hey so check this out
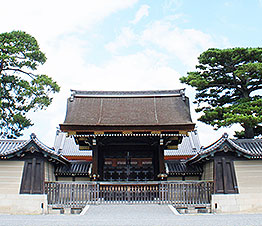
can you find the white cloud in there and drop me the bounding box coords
[0,0,139,43]
[105,27,136,53]
[130,4,150,24]
[105,21,218,68]
[72,49,182,91]
[163,0,183,13]
[106,17,228,67]
[140,20,216,67]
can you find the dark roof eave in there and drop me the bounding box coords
[59,123,195,132]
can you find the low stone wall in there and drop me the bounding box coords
[212,194,262,213]
[0,194,48,214]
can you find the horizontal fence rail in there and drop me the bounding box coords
[45,181,214,207]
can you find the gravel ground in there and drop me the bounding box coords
[1,205,262,226]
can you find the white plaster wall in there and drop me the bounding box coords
[234,160,262,194]
[0,161,24,194]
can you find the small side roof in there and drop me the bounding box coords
[165,160,203,176]
[54,131,92,156]
[0,134,68,164]
[188,133,262,163]
[55,161,91,176]
[164,130,201,156]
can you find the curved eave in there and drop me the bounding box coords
[0,135,68,164]
[187,135,258,164]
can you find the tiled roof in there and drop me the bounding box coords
[232,139,262,156]
[165,160,203,176]
[164,131,201,156]
[0,134,68,163]
[55,161,91,176]
[54,132,92,156]
[188,133,262,163]
[61,90,194,128]
[0,139,27,155]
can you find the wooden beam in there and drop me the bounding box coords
[158,142,165,174]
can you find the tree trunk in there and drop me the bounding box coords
[244,126,255,139]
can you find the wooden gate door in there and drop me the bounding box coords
[103,149,154,181]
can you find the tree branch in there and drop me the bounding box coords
[3,68,35,79]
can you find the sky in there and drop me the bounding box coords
[1,0,262,147]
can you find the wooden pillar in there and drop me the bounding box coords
[91,138,99,180]
[158,138,167,180]
[159,145,165,173]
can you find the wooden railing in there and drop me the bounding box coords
[99,183,160,204]
[45,181,213,207]
[45,182,99,207]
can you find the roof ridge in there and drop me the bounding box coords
[70,89,185,97]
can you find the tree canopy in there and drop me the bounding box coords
[0,31,60,138]
[180,47,262,138]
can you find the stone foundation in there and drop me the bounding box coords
[212,194,262,213]
[0,194,47,214]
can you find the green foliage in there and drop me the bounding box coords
[0,31,60,138]
[180,47,262,138]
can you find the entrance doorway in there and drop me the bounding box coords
[102,146,155,181]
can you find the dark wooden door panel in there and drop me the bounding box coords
[214,157,238,194]
[20,158,44,194]
[215,161,224,193]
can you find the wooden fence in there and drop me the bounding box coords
[45,181,213,207]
